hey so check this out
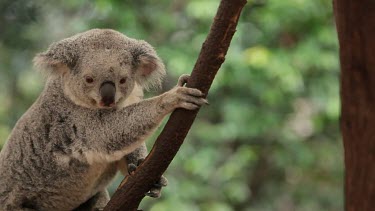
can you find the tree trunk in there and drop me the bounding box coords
[334,0,375,210]
[104,0,248,210]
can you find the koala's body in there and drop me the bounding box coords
[0,29,206,210]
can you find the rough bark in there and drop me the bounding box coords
[104,0,248,210]
[334,0,375,210]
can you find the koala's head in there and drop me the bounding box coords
[33,29,165,109]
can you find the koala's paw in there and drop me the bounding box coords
[162,74,208,111]
[175,85,208,110]
[127,159,168,198]
[145,175,168,198]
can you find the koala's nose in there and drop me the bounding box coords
[100,81,116,107]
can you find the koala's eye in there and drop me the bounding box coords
[85,76,94,84]
[119,77,127,84]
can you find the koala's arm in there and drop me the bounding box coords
[77,79,207,164]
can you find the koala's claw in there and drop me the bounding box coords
[137,158,145,166]
[177,74,190,87]
[145,175,168,198]
[127,163,137,174]
[145,188,161,198]
[156,175,168,187]
[179,94,208,105]
[145,176,167,198]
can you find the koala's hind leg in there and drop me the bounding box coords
[73,190,110,211]
[127,158,168,198]
[120,144,168,198]
[125,143,148,168]
[117,143,147,176]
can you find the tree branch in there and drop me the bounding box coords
[104,0,248,210]
[334,0,375,210]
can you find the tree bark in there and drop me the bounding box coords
[334,0,375,210]
[104,0,248,210]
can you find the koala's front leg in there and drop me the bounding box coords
[81,74,207,164]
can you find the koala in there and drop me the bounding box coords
[0,29,207,211]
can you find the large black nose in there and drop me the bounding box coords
[100,81,116,107]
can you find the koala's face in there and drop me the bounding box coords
[34,29,166,109]
[63,50,136,109]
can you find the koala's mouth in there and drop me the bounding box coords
[99,101,116,108]
[90,98,117,109]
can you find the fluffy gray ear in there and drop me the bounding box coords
[33,39,78,75]
[132,41,166,90]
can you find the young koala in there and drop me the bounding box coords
[0,29,207,210]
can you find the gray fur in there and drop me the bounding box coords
[0,29,206,210]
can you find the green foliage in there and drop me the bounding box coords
[0,0,342,210]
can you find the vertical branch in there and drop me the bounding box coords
[104,0,248,210]
[334,0,375,210]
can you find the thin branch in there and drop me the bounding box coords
[104,0,248,210]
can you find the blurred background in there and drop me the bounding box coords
[0,0,341,210]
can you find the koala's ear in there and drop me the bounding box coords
[132,41,166,90]
[33,39,78,75]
